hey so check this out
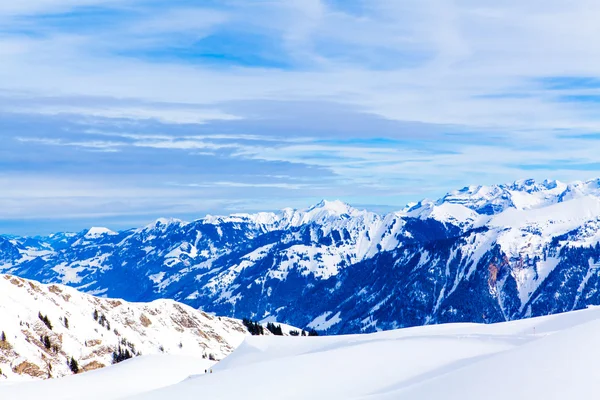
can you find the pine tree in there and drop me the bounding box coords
[69,357,79,374]
[112,345,134,364]
[43,335,51,349]
[243,318,264,335]
[45,316,52,330]
[38,313,52,330]
[64,317,69,329]
[1,331,6,342]
[266,322,283,336]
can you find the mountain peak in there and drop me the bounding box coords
[84,227,118,239]
[509,178,565,193]
[144,217,186,230]
[308,200,353,214]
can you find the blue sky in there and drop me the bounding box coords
[3,0,600,235]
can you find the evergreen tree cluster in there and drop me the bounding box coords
[38,312,53,330]
[290,329,318,336]
[39,335,60,353]
[242,318,264,335]
[93,309,111,331]
[112,345,133,364]
[266,322,283,336]
[242,318,319,337]
[120,337,137,354]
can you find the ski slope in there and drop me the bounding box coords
[3,306,599,400]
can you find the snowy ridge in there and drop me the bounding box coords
[0,274,249,382]
[202,199,374,231]
[439,178,600,215]
[84,227,118,239]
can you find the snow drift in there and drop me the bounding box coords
[3,306,599,400]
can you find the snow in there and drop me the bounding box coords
[404,201,480,227]
[142,218,186,232]
[275,245,346,279]
[5,299,600,399]
[307,311,342,330]
[0,355,213,400]
[84,227,118,239]
[41,306,599,400]
[490,195,600,235]
[394,311,600,400]
[0,274,249,382]
[148,272,166,284]
[204,199,371,232]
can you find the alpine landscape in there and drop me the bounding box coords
[2,0,600,399]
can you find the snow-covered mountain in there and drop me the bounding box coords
[0,274,249,381]
[5,178,600,334]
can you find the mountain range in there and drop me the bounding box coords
[3,178,600,334]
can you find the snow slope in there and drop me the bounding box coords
[127,307,600,400]
[0,274,249,381]
[0,355,214,400]
[4,306,597,400]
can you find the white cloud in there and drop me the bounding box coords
[4,0,600,228]
[6,104,241,124]
[16,137,123,151]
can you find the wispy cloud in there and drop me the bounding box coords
[16,136,123,152]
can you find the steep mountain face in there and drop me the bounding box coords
[4,179,600,334]
[0,274,249,381]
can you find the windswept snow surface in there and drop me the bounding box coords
[0,355,213,400]
[115,307,600,400]
[2,307,600,399]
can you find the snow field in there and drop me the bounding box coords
[4,305,600,399]
[128,307,600,400]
